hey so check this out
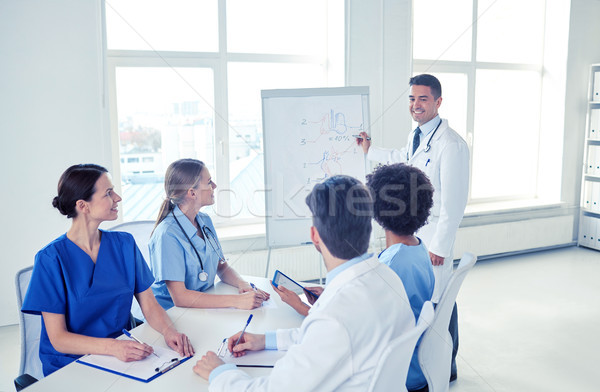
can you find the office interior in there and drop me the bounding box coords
[1,0,599,391]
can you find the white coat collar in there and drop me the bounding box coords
[410,118,448,160]
[308,255,381,314]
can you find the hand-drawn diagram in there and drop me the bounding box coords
[299,109,364,184]
[264,91,368,224]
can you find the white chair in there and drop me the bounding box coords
[14,265,43,390]
[109,220,155,264]
[368,301,435,392]
[110,220,156,322]
[418,252,477,392]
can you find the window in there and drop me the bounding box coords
[413,0,550,203]
[105,0,344,222]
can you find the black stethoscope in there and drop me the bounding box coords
[408,119,443,160]
[171,210,226,282]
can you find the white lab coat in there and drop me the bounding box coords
[367,119,470,302]
[209,256,415,392]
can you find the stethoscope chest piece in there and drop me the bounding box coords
[198,271,208,282]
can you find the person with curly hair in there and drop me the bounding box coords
[366,162,434,392]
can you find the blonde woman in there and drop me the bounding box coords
[149,159,269,310]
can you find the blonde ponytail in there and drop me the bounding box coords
[152,159,205,235]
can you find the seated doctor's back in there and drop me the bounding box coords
[148,207,220,310]
[21,231,154,376]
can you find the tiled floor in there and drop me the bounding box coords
[0,245,598,392]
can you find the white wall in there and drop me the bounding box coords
[346,0,413,158]
[0,0,110,325]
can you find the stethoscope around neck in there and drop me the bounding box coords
[171,209,226,282]
[408,118,443,160]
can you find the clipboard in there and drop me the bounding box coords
[77,345,191,383]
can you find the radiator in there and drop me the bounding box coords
[227,215,576,281]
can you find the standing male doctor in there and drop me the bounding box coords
[358,74,469,381]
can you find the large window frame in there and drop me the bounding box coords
[105,0,343,224]
[412,0,554,206]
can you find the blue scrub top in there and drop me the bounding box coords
[378,238,434,391]
[21,230,155,376]
[149,206,221,310]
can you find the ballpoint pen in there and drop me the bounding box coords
[216,338,227,357]
[121,329,159,358]
[250,282,258,292]
[231,314,253,357]
[352,134,371,141]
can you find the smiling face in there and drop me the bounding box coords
[82,173,122,222]
[408,84,442,126]
[195,166,217,208]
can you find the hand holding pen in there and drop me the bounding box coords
[227,315,266,357]
[121,329,160,359]
[354,131,371,154]
[239,282,270,301]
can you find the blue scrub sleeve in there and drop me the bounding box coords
[149,229,187,283]
[22,249,67,315]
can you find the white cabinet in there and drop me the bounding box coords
[579,64,600,250]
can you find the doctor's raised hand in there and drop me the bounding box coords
[148,159,268,311]
[356,131,372,154]
[21,164,193,377]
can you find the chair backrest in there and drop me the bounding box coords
[15,266,44,380]
[368,301,435,392]
[109,220,155,264]
[418,252,477,392]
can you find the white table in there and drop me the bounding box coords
[26,277,305,392]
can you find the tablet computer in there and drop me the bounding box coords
[272,270,319,301]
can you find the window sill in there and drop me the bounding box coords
[462,199,574,227]
[214,199,575,246]
[465,199,567,216]
[216,222,265,241]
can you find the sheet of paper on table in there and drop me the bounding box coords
[223,349,286,368]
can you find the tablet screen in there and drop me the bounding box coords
[272,270,305,296]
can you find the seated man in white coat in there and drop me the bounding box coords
[193,175,415,391]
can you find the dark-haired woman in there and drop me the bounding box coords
[21,164,194,377]
[149,159,269,310]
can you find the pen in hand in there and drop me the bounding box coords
[231,314,253,357]
[121,329,160,358]
[353,134,371,141]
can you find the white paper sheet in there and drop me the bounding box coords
[223,349,286,367]
[77,345,188,382]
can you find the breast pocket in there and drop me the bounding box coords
[411,154,435,177]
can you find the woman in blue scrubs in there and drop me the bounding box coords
[149,158,269,310]
[21,164,194,376]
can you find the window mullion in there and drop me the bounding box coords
[467,0,478,203]
[214,0,231,219]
